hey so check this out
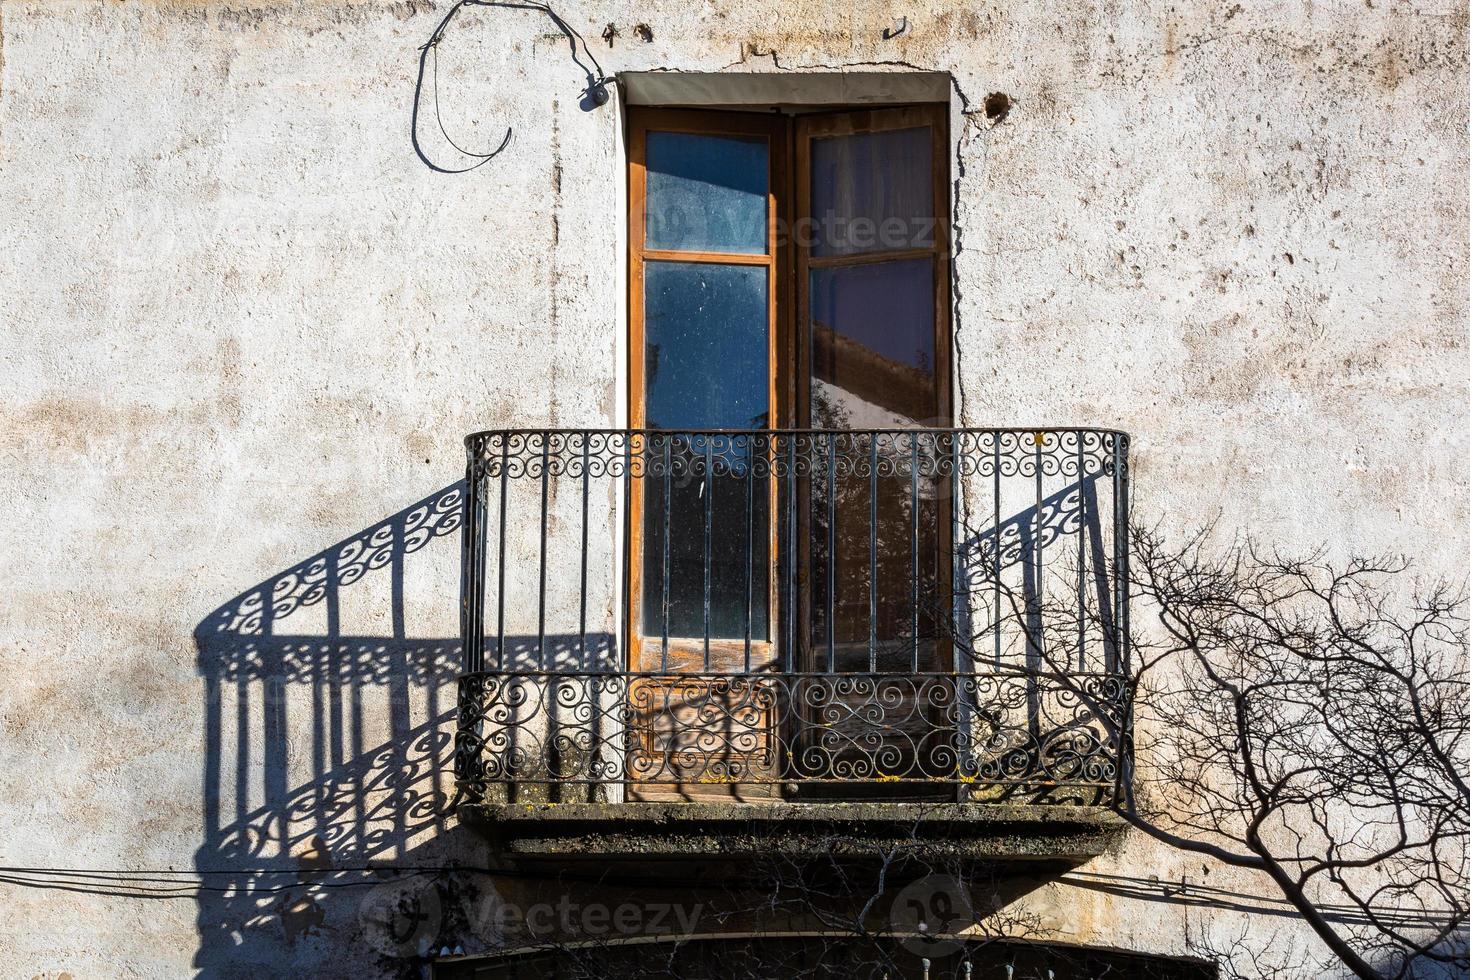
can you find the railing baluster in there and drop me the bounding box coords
[703,441,714,670]
[869,433,878,673]
[950,432,962,674]
[460,441,474,673]
[497,436,509,670]
[826,435,836,674]
[744,440,754,674]
[662,436,671,673]
[785,436,796,674]
[1116,434,1130,675]
[1111,433,1122,674]
[620,433,631,677]
[910,432,919,673]
[538,434,549,670]
[460,439,483,673]
[992,431,1001,669]
[1077,432,1086,672]
[1122,438,1131,675]
[580,432,590,671]
[1033,432,1044,660]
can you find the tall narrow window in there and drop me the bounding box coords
[628,112,784,676]
[627,104,950,676]
[799,107,948,428]
[796,106,951,675]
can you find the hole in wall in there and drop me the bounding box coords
[984,91,1012,123]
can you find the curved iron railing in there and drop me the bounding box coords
[455,428,1129,805]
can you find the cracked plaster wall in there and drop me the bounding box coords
[1,0,1468,975]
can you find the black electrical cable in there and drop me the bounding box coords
[411,0,613,174]
[0,861,716,900]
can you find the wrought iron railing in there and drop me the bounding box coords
[455,428,1130,805]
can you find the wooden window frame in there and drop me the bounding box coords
[793,104,952,430]
[793,105,954,678]
[625,104,953,679]
[626,109,791,676]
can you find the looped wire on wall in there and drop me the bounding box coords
[412,0,613,174]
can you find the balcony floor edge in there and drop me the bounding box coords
[457,801,1127,874]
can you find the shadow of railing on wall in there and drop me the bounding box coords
[188,440,1130,971]
[192,483,472,974]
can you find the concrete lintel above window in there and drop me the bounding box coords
[619,70,952,109]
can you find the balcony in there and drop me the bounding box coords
[453,428,1130,866]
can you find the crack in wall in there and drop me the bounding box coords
[0,0,6,151]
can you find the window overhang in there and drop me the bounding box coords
[618,70,952,110]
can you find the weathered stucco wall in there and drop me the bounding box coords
[1,0,1467,976]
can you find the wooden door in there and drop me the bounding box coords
[627,109,788,799]
[793,106,955,795]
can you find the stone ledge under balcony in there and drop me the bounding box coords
[457,801,1126,876]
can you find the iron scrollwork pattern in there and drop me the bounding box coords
[455,427,1130,806]
[455,670,1127,804]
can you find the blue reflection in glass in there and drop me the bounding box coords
[646,131,768,254]
[644,261,769,430]
[810,257,936,424]
[642,260,771,642]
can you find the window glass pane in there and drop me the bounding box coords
[641,262,771,643]
[643,260,776,643]
[808,436,943,672]
[646,131,768,254]
[809,258,936,426]
[641,443,770,643]
[644,261,769,430]
[810,126,932,257]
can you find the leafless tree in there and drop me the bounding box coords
[968,523,1470,979]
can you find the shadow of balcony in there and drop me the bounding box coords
[192,483,477,976]
[188,433,1132,973]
